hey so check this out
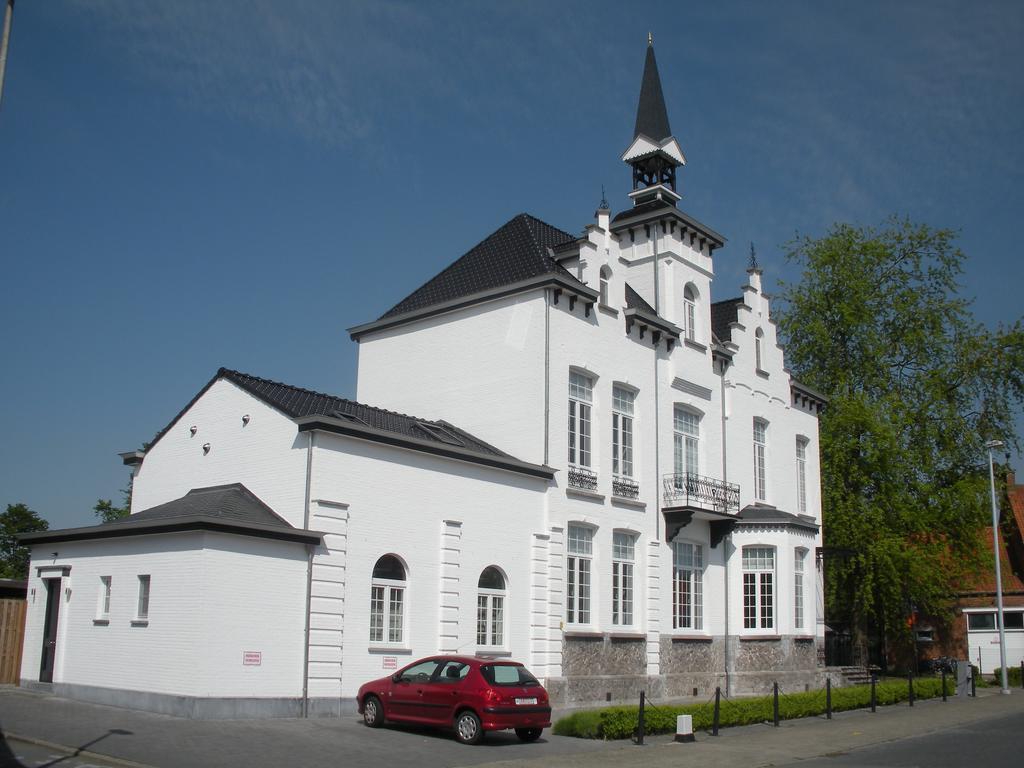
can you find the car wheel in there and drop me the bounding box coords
[515,727,542,742]
[362,695,384,728]
[454,711,483,745]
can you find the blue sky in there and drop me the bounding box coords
[1,0,1021,530]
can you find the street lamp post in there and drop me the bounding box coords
[985,439,1011,695]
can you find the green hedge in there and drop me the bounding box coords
[993,666,1023,687]
[553,678,954,740]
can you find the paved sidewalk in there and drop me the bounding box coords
[0,686,1021,768]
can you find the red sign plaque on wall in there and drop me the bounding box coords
[243,651,262,666]
[382,656,398,670]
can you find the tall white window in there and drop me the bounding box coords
[477,567,506,648]
[566,525,593,624]
[370,555,406,644]
[753,419,767,501]
[755,328,764,371]
[796,438,808,514]
[794,548,807,630]
[612,386,635,478]
[611,532,635,626]
[673,541,703,630]
[568,372,593,468]
[97,576,111,620]
[683,285,697,342]
[599,266,611,306]
[674,407,700,479]
[743,547,775,629]
[136,575,151,620]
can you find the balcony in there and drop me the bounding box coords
[662,472,740,513]
[612,476,640,500]
[568,465,598,492]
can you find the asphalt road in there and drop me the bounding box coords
[0,735,132,768]
[791,709,1024,767]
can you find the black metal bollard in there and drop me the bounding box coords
[713,686,721,736]
[1020,661,1023,690]
[773,682,780,727]
[636,690,645,745]
[971,670,976,698]
[942,667,947,702]
[826,677,832,719]
[908,671,915,707]
[870,674,877,713]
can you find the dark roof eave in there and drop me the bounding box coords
[349,273,599,341]
[295,415,556,481]
[18,516,324,546]
[610,206,726,249]
[791,379,830,405]
[623,307,681,338]
[120,450,146,466]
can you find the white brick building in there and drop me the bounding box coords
[19,41,826,717]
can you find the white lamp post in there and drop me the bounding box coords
[984,439,1011,695]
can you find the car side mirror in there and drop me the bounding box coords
[392,672,403,683]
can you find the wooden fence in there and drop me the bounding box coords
[0,599,27,684]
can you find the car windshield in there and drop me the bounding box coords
[480,664,540,687]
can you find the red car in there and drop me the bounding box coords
[357,655,551,744]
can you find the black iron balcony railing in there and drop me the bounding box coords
[612,475,640,499]
[662,472,740,513]
[568,465,598,491]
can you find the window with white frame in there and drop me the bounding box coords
[753,419,768,501]
[611,532,635,626]
[566,525,593,624]
[796,438,808,514]
[755,328,764,371]
[476,566,506,648]
[568,372,593,468]
[370,555,406,644]
[612,386,635,478]
[673,541,704,630]
[97,576,111,621]
[683,285,697,342]
[136,575,151,621]
[794,548,807,630]
[743,547,775,629]
[599,266,611,306]
[674,407,700,481]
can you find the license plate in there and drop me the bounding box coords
[515,697,538,705]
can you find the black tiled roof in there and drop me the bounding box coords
[625,284,657,315]
[634,43,672,142]
[611,199,675,224]
[380,213,580,320]
[738,504,819,532]
[711,297,742,344]
[220,369,512,460]
[107,483,289,529]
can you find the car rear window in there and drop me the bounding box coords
[480,664,540,687]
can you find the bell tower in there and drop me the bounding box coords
[621,35,686,207]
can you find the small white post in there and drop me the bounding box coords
[675,714,694,743]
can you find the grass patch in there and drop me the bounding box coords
[553,677,954,740]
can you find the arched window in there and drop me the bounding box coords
[755,328,764,371]
[683,285,697,342]
[477,567,506,647]
[370,555,406,644]
[599,266,612,306]
[753,419,768,501]
[796,437,808,514]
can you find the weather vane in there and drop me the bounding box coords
[749,242,759,270]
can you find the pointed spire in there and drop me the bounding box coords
[633,36,671,142]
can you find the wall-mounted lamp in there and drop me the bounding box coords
[242,414,251,426]
[190,425,198,436]
[202,443,211,455]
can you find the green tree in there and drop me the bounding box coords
[775,218,1024,660]
[93,477,133,523]
[0,503,49,579]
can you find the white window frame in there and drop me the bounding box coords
[370,556,407,646]
[683,285,697,342]
[674,406,700,480]
[755,327,764,371]
[796,437,808,514]
[742,546,775,631]
[96,576,111,621]
[568,371,594,469]
[135,575,151,621]
[611,532,636,627]
[566,524,594,625]
[794,548,807,631]
[599,266,611,306]
[753,419,768,501]
[476,567,507,649]
[673,541,704,631]
[612,386,636,479]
